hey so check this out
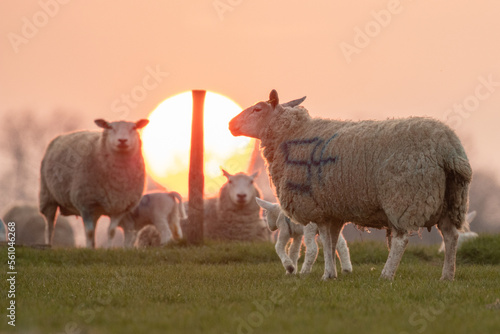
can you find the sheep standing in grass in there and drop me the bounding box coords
[39,119,149,248]
[119,191,186,246]
[256,197,352,275]
[203,169,269,241]
[3,204,75,247]
[439,211,478,253]
[230,89,472,281]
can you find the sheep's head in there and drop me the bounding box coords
[221,169,259,207]
[255,197,282,232]
[95,119,149,154]
[229,89,306,139]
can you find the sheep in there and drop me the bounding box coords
[201,169,270,241]
[3,204,75,247]
[119,191,187,246]
[438,211,478,253]
[134,225,162,248]
[0,218,6,241]
[229,89,472,281]
[256,197,352,275]
[39,119,149,248]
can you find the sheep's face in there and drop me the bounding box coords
[255,197,282,230]
[222,169,259,207]
[95,119,149,154]
[229,89,306,139]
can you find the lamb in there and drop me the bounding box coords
[202,169,270,241]
[438,211,478,253]
[134,225,162,248]
[229,89,472,281]
[118,191,187,246]
[3,204,75,247]
[39,119,149,248]
[256,197,352,275]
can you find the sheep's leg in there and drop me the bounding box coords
[288,236,302,274]
[438,216,459,281]
[107,214,125,248]
[275,230,295,274]
[336,232,352,273]
[156,216,173,245]
[81,211,97,249]
[300,224,318,275]
[380,229,408,280]
[41,204,58,246]
[318,224,336,280]
[120,215,136,248]
[168,216,183,241]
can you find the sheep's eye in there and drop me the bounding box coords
[254,106,262,112]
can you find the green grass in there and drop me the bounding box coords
[1,239,499,334]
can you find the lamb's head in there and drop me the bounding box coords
[255,197,282,232]
[221,169,259,207]
[95,119,149,154]
[229,89,306,139]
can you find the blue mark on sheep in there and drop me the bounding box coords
[282,134,339,195]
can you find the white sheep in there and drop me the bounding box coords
[438,211,478,253]
[229,89,472,281]
[119,191,187,246]
[39,119,149,248]
[256,197,352,275]
[3,204,75,247]
[202,169,270,241]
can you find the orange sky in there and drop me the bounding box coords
[1,0,499,180]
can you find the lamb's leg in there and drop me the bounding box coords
[300,223,318,275]
[275,230,295,274]
[380,229,408,280]
[168,216,183,241]
[438,216,459,281]
[41,204,58,246]
[81,211,97,249]
[318,224,336,280]
[107,213,125,248]
[156,215,173,245]
[288,236,302,274]
[336,232,352,273]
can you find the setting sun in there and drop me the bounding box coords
[142,91,254,198]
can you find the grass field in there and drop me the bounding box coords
[1,236,499,334]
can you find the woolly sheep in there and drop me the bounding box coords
[202,169,270,241]
[119,191,187,246]
[134,225,161,248]
[39,119,149,248]
[3,204,75,247]
[438,211,478,253]
[229,89,472,281]
[256,197,352,275]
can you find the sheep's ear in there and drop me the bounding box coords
[95,119,111,129]
[135,119,149,129]
[466,211,477,224]
[282,96,306,108]
[221,168,232,179]
[268,89,279,109]
[250,170,259,180]
[255,197,276,210]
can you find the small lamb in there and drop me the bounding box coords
[134,225,161,248]
[202,169,270,241]
[230,89,472,281]
[256,197,352,275]
[119,191,187,246]
[40,119,149,248]
[438,211,478,253]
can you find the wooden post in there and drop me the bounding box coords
[186,90,206,244]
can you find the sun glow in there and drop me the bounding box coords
[142,91,254,198]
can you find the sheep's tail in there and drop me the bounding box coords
[169,191,188,219]
[444,154,472,229]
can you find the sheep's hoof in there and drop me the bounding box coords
[285,265,295,274]
[321,273,337,281]
[342,268,353,274]
[379,273,394,281]
[439,275,454,281]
